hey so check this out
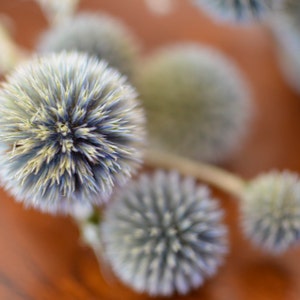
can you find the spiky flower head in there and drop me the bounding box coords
[37,13,139,78]
[0,52,144,213]
[192,0,282,22]
[136,44,250,163]
[269,0,300,93]
[241,171,300,253]
[102,171,228,296]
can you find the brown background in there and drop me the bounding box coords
[0,0,300,299]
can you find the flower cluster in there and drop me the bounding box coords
[0,1,300,297]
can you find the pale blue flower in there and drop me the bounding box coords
[102,171,228,296]
[0,52,145,213]
[136,44,250,163]
[192,0,281,22]
[38,13,140,78]
[241,171,300,253]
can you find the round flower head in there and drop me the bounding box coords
[136,44,250,163]
[0,52,144,213]
[192,0,282,22]
[37,13,139,78]
[269,0,300,93]
[102,171,228,296]
[241,171,300,253]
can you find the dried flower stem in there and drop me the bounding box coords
[0,23,25,73]
[144,148,246,197]
[35,0,79,25]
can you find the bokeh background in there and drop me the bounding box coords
[0,1,300,299]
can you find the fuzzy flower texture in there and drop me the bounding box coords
[38,13,139,79]
[0,52,144,213]
[270,0,300,93]
[241,171,300,253]
[102,171,228,296]
[137,44,250,163]
[192,0,281,22]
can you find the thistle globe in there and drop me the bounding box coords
[192,0,281,22]
[37,13,139,78]
[0,52,144,213]
[270,0,300,93]
[136,44,250,163]
[102,171,228,296]
[241,171,300,253]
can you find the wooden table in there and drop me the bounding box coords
[0,1,300,299]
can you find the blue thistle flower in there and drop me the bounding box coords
[270,0,300,93]
[102,171,228,296]
[0,52,145,213]
[136,44,250,163]
[241,171,300,253]
[37,13,140,78]
[192,0,281,22]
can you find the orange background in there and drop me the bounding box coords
[0,0,300,299]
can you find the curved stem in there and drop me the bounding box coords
[144,148,246,198]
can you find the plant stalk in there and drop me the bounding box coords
[144,148,246,198]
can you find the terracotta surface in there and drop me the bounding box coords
[0,0,300,299]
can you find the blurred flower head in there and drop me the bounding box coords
[269,0,300,93]
[241,171,300,253]
[0,52,145,213]
[192,0,282,22]
[37,12,140,79]
[102,171,228,296]
[136,44,251,163]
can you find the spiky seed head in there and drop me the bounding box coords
[37,13,140,78]
[102,171,228,296]
[136,44,250,163]
[192,0,282,22]
[241,171,300,253]
[0,52,145,213]
[269,0,300,93]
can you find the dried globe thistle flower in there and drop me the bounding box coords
[102,171,228,296]
[37,13,140,78]
[136,44,250,163]
[269,0,300,93]
[241,171,300,253]
[192,0,282,22]
[0,52,144,213]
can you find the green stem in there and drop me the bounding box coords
[144,149,246,198]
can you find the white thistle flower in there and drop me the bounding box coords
[241,171,300,253]
[38,13,140,79]
[102,171,228,296]
[136,44,250,163]
[0,52,145,213]
[192,0,282,22]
